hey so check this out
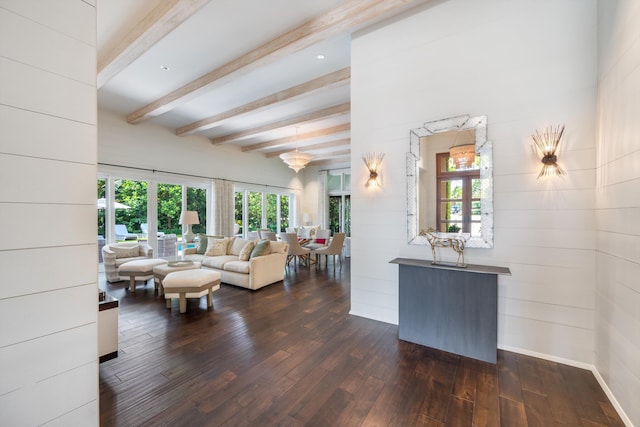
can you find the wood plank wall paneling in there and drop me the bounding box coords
[596,1,640,425]
[350,0,598,365]
[0,1,98,425]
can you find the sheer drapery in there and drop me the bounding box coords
[317,170,328,229]
[212,179,235,236]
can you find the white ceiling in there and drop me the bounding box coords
[97,0,431,166]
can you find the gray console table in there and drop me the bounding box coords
[390,258,510,364]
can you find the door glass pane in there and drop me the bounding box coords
[114,179,147,241]
[472,178,482,199]
[187,187,206,234]
[234,191,243,236]
[266,193,277,231]
[247,191,262,232]
[157,183,182,238]
[329,195,341,235]
[97,179,106,238]
[327,174,341,192]
[344,174,351,191]
[344,195,351,237]
[279,195,289,233]
[440,179,463,201]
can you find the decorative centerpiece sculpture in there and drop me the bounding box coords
[419,228,468,267]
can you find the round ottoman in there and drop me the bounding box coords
[118,259,168,292]
[153,260,202,295]
[163,269,221,313]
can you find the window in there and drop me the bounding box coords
[97,174,209,244]
[235,187,292,237]
[114,179,147,240]
[327,170,351,237]
[435,152,481,235]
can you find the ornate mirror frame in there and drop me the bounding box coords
[407,114,493,248]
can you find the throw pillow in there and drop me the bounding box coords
[205,237,230,256]
[111,244,139,258]
[195,234,207,254]
[298,228,311,239]
[314,238,326,245]
[238,241,255,261]
[250,239,270,258]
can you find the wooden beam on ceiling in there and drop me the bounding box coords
[97,0,210,88]
[126,0,432,124]
[266,138,351,158]
[242,123,350,152]
[210,102,350,145]
[309,150,351,162]
[176,68,350,136]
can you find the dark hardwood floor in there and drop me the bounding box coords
[99,259,625,427]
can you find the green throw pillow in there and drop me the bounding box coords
[195,234,207,254]
[250,239,270,258]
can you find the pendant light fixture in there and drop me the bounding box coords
[449,128,476,170]
[280,127,312,173]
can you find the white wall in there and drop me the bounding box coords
[99,108,301,189]
[595,1,640,425]
[351,0,598,364]
[0,1,99,425]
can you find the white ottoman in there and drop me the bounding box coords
[163,269,221,313]
[153,260,201,295]
[118,259,168,292]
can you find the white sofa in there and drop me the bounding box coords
[102,242,153,282]
[183,237,288,290]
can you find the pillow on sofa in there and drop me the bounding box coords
[111,244,140,258]
[250,239,270,258]
[205,237,232,256]
[229,238,249,256]
[238,241,255,261]
[195,234,208,254]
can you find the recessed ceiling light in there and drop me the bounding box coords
[316,54,325,60]
[160,65,170,71]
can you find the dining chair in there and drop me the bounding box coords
[280,233,311,268]
[312,232,346,269]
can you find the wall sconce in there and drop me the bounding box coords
[532,125,566,178]
[363,152,384,188]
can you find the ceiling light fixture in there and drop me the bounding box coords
[160,65,170,71]
[449,127,476,170]
[316,54,325,60]
[279,128,312,173]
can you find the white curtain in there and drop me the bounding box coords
[317,170,328,229]
[212,179,235,236]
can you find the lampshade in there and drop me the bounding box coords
[279,151,313,173]
[449,144,476,169]
[179,210,199,225]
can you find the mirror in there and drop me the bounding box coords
[407,114,493,248]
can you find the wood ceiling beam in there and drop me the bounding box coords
[309,150,351,162]
[242,123,350,152]
[209,102,350,145]
[176,68,350,136]
[126,0,431,124]
[97,0,210,88]
[266,138,351,158]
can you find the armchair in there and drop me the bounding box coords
[102,242,153,282]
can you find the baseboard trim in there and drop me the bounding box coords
[499,345,633,427]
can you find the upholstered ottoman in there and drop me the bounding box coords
[163,269,221,313]
[153,260,201,295]
[118,259,168,292]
